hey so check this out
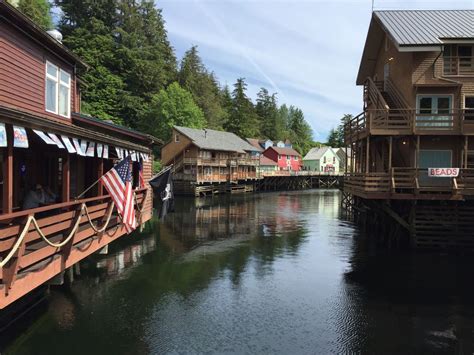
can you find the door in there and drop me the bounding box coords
[418,150,452,188]
[416,95,452,127]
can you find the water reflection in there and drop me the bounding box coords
[4,190,474,354]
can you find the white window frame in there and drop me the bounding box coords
[45,61,71,118]
[175,134,180,142]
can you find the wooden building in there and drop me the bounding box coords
[0,1,159,309]
[262,146,302,171]
[344,10,474,248]
[303,147,340,173]
[161,126,260,195]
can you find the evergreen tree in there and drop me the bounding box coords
[326,128,340,147]
[256,88,284,140]
[288,106,313,155]
[179,46,225,129]
[225,78,260,138]
[9,0,52,30]
[141,82,205,141]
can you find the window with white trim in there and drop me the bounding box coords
[45,61,71,118]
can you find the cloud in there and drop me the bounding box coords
[159,0,472,140]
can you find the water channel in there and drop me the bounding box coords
[3,190,474,354]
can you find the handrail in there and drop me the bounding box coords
[0,188,148,222]
[384,78,410,109]
[365,77,389,110]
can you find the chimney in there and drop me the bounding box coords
[204,129,207,138]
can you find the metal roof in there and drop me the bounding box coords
[375,10,474,46]
[303,147,338,161]
[174,126,257,153]
[245,138,264,152]
[266,146,301,157]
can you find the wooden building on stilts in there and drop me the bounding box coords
[344,10,474,249]
[0,2,160,310]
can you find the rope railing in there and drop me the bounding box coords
[0,188,148,270]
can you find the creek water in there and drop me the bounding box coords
[2,190,474,354]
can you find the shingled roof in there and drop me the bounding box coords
[174,126,257,153]
[266,146,301,156]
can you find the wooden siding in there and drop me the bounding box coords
[0,21,76,125]
[161,128,194,165]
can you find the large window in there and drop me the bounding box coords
[45,62,71,118]
[416,95,452,127]
[465,96,474,120]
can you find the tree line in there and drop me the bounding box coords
[10,0,317,155]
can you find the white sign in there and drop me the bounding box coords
[61,136,76,153]
[131,151,137,161]
[103,145,109,159]
[115,147,122,159]
[97,143,103,158]
[80,140,88,156]
[0,123,6,147]
[48,133,65,149]
[33,130,55,145]
[73,138,86,156]
[13,126,28,148]
[86,142,95,157]
[428,168,459,177]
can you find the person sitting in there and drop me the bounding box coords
[22,184,57,210]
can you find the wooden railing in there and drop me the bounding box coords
[364,77,389,110]
[444,56,474,76]
[345,168,474,196]
[384,78,410,109]
[0,188,149,308]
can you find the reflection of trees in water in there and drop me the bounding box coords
[339,231,474,353]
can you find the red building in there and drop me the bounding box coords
[262,146,302,171]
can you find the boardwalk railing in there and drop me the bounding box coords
[0,188,149,309]
[345,168,474,196]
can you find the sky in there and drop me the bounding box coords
[158,0,473,141]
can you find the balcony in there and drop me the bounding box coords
[344,168,474,199]
[344,109,473,142]
[443,56,474,76]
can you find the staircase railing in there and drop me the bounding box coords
[384,78,410,109]
[365,77,389,111]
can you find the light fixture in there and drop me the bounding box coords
[402,140,407,145]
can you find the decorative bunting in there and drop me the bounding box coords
[0,123,6,147]
[131,151,137,161]
[48,133,65,149]
[103,145,109,159]
[115,147,122,159]
[86,141,95,157]
[80,140,88,156]
[13,126,28,148]
[61,136,76,153]
[73,138,86,156]
[97,143,103,158]
[33,130,55,145]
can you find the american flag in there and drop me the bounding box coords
[101,156,136,233]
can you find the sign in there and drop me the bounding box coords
[13,126,28,148]
[80,140,88,156]
[115,147,122,159]
[61,136,76,154]
[0,123,7,147]
[428,167,459,177]
[33,130,55,145]
[103,145,109,159]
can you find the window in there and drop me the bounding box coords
[416,95,452,127]
[278,155,281,160]
[294,156,298,161]
[465,96,474,120]
[286,155,290,160]
[333,157,336,163]
[45,62,71,118]
[175,134,180,142]
[323,156,326,163]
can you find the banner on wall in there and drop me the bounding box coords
[86,142,95,157]
[97,143,103,158]
[61,136,76,154]
[33,130,55,145]
[13,126,28,148]
[48,133,65,149]
[0,123,7,147]
[73,138,86,156]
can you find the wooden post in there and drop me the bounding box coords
[415,136,420,168]
[3,125,13,214]
[388,136,393,170]
[97,158,104,196]
[365,136,370,173]
[464,136,468,169]
[62,153,70,202]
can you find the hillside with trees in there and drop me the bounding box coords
[11,0,316,155]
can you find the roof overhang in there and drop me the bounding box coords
[356,15,385,85]
[0,1,88,70]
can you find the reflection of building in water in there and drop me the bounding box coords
[96,236,156,277]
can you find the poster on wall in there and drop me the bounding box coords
[0,123,7,147]
[13,126,28,148]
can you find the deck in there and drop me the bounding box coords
[0,188,151,309]
[344,168,474,200]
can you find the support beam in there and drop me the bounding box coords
[3,125,13,214]
[62,153,70,202]
[464,136,468,169]
[415,136,420,168]
[388,136,393,170]
[365,136,370,173]
[98,158,104,196]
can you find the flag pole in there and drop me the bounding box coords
[75,176,103,200]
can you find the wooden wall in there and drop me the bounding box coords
[0,20,77,124]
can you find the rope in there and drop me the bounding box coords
[0,190,148,269]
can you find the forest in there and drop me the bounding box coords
[10,0,322,155]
